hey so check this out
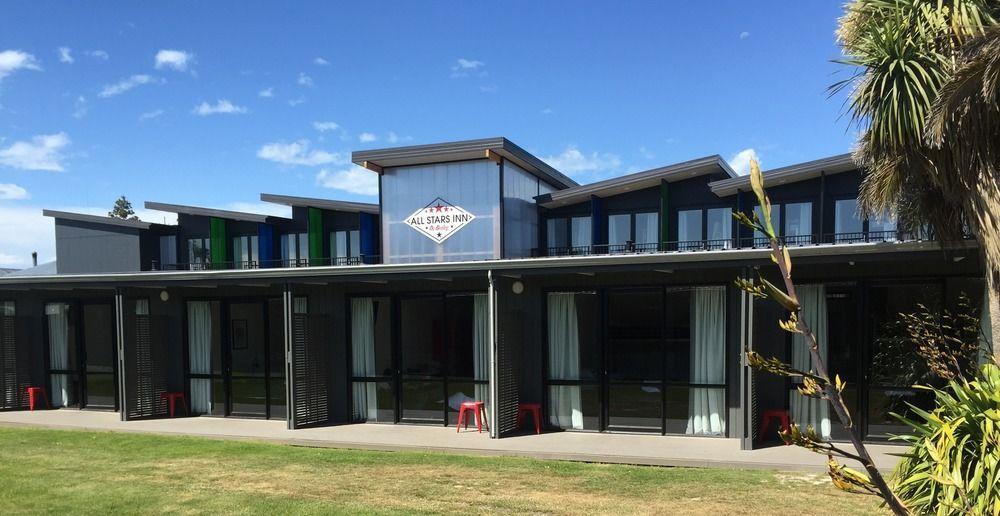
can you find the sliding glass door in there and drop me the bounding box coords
[545,286,728,436]
[46,302,78,408]
[45,300,118,410]
[82,303,117,409]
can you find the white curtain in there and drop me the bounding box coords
[789,285,831,439]
[187,301,212,414]
[548,293,584,429]
[351,298,378,421]
[686,287,727,435]
[473,293,489,407]
[1,301,13,317]
[46,303,71,407]
[135,299,149,316]
[980,289,993,365]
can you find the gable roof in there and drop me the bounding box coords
[259,193,378,214]
[144,202,291,224]
[351,137,578,190]
[708,153,856,197]
[535,155,736,208]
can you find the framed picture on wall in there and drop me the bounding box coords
[231,319,248,350]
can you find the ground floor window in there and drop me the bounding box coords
[350,292,489,426]
[45,300,117,410]
[545,286,727,436]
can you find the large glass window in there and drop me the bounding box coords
[546,292,602,431]
[546,217,592,255]
[158,235,177,270]
[570,216,592,250]
[608,212,658,252]
[783,202,813,245]
[46,302,77,408]
[635,212,658,249]
[280,233,308,267]
[332,229,361,265]
[82,304,116,409]
[232,235,259,269]
[677,210,703,250]
[351,297,395,423]
[753,205,781,247]
[706,208,732,249]
[868,211,898,241]
[608,214,631,249]
[187,238,211,270]
[546,218,568,250]
[835,199,863,242]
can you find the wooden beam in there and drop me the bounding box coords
[485,149,502,164]
[361,160,383,174]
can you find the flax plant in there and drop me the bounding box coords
[736,158,909,515]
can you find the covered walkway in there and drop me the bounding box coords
[0,409,903,472]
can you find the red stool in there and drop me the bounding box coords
[159,392,188,418]
[456,401,489,433]
[27,387,49,411]
[516,403,542,435]
[757,409,791,444]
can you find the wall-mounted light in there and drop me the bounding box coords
[159,290,170,302]
[511,281,524,295]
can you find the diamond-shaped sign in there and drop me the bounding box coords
[404,198,476,244]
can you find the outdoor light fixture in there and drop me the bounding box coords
[511,281,524,294]
[159,290,170,302]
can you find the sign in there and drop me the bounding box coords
[405,198,475,244]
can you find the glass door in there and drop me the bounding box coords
[227,302,269,418]
[45,302,78,408]
[82,303,117,409]
[605,289,665,433]
[398,295,446,424]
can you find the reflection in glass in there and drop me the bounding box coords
[835,199,862,242]
[706,208,732,249]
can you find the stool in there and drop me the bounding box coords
[159,392,188,418]
[456,401,488,433]
[27,387,49,411]
[516,403,542,435]
[757,409,791,444]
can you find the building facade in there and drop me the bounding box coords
[0,137,986,450]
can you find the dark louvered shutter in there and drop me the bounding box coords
[495,310,521,437]
[123,314,169,419]
[0,314,20,409]
[291,313,329,427]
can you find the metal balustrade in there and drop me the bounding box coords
[150,255,380,271]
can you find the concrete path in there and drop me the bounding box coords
[0,409,904,472]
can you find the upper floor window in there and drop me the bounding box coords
[332,230,360,265]
[280,233,308,267]
[232,235,259,269]
[678,208,733,250]
[868,212,898,241]
[677,210,702,250]
[159,235,177,270]
[609,211,658,251]
[707,208,733,249]
[835,199,863,242]
[546,216,591,254]
[187,238,211,270]
[753,205,781,247]
[783,202,813,246]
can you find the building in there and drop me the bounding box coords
[0,137,986,450]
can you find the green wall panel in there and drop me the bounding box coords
[209,217,228,265]
[308,207,323,264]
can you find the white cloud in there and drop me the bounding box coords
[287,96,306,107]
[313,121,339,132]
[256,139,342,166]
[85,50,109,60]
[728,148,760,176]
[0,133,70,171]
[739,31,750,40]
[451,58,486,78]
[313,57,330,66]
[0,183,28,200]
[297,72,313,86]
[98,74,156,98]
[540,107,553,115]
[542,146,621,176]
[154,49,193,71]
[57,47,74,64]
[387,132,399,144]
[0,50,41,81]
[358,132,377,143]
[192,99,248,116]
[0,204,54,268]
[72,96,87,119]
[139,109,164,121]
[316,166,378,196]
[258,87,274,98]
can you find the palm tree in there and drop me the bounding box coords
[835,0,1000,353]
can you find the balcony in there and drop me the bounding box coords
[531,230,935,258]
[151,256,380,271]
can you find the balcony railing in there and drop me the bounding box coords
[531,230,938,258]
[150,255,380,271]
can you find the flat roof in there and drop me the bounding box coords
[536,155,737,208]
[43,209,160,230]
[259,193,378,214]
[0,239,967,287]
[709,153,856,197]
[351,137,578,190]
[144,201,291,224]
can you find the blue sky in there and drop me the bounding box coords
[0,1,857,268]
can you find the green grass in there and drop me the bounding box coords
[0,426,883,515]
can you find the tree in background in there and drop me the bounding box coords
[835,0,1000,353]
[109,195,139,221]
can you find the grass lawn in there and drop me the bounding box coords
[0,426,883,515]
